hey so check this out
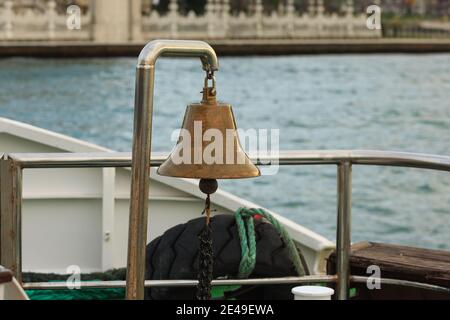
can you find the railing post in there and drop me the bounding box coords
[221,0,230,38]
[4,0,13,39]
[47,0,56,39]
[0,158,23,283]
[316,0,325,37]
[254,0,263,38]
[336,161,352,300]
[286,0,295,37]
[344,0,354,37]
[308,0,315,16]
[206,0,216,38]
[130,0,143,41]
[169,0,178,38]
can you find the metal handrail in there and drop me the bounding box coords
[1,150,450,299]
[6,150,450,171]
[21,276,450,294]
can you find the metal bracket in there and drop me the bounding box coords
[127,40,220,300]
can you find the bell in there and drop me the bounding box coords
[157,79,260,180]
[157,72,259,300]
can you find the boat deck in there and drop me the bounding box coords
[327,242,450,299]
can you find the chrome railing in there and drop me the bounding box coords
[1,150,450,299]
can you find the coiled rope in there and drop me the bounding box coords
[235,207,306,279]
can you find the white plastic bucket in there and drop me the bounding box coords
[291,286,334,300]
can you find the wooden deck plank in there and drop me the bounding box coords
[328,242,450,287]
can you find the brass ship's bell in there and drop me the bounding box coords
[157,75,260,180]
[157,72,259,300]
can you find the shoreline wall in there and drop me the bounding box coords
[1,39,450,57]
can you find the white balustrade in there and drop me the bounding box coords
[0,0,92,41]
[141,0,381,40]
[1,0,381,42]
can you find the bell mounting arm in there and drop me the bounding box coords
[127,40,219,301]
[137,39,219,72]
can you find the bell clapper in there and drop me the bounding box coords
[199,178,218,225]
[199,178,218,195]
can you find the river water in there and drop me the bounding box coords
[1,54,449,250]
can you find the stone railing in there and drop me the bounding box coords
[0,0,380,42]
[0,0,92,41]
[142,0,380,40]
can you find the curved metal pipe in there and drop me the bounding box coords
[127,40,219,300]
[137,39,219,71]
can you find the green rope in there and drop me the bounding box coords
[235,208,306,279]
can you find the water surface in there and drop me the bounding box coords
[1,54,449,249]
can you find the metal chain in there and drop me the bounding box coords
[204,71,216,96]
[196,194,214,300]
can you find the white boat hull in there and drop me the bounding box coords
[0,117,334,275]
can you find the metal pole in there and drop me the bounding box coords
[126,62,154,301]
[336,161,352,300]
[126,40,219,300]
[0,158,22,283]
[24,275,338,290]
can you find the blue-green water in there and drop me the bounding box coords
[1,55,449,250]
